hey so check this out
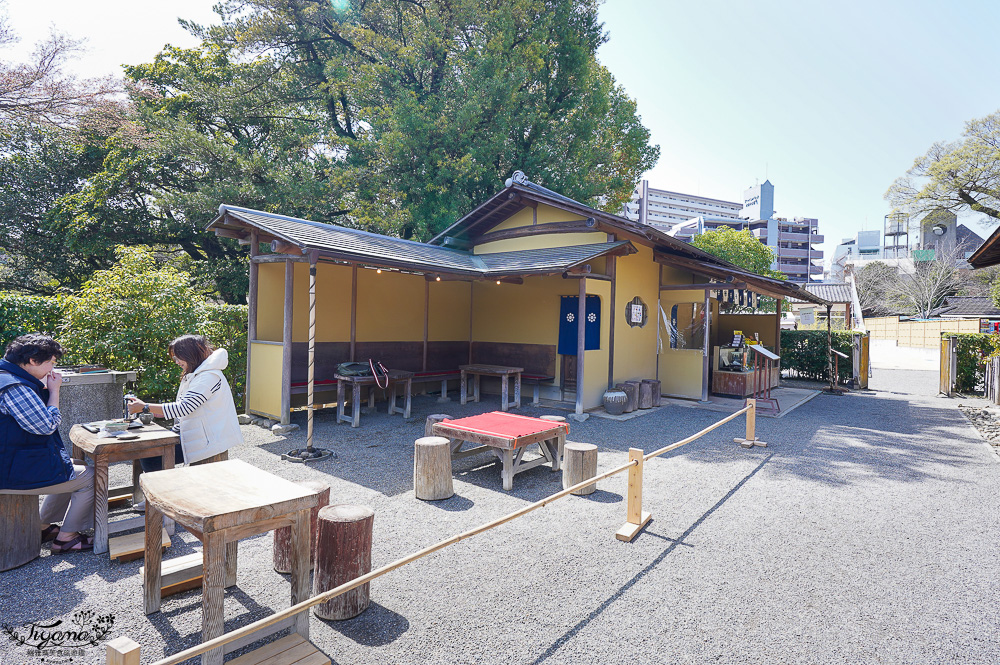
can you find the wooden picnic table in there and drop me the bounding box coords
[141,459,321,665]
[69,422,179,555]
[459,364,523,411]
[335,369,413,427]
[432,411,568,491]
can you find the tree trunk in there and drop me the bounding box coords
[274,480,330,574]
[313,504,375,620]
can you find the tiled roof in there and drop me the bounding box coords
[788,282,853,303]
[208,206,632,277]
[932,296,1000,317]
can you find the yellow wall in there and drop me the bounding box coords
[257,261,355,342]
[472,275,577,344]
[717,314,777,349]
[356,268,427,342]
[474,203,606,254]
[256,262,285,342]
[429,281,472,340]
[247,341,283,418]
[612,244,660,385]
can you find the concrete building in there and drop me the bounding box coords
[625,180,824,283]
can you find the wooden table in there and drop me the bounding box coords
[432,412,568,491]
[69,423,179,555]
[141,460,321,665]
[335,369,413,427]
[459,364,523,411]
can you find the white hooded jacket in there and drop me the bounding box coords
[165,348,243,463]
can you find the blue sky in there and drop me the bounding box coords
[597,0,1000,260]
[8,0,1000,265]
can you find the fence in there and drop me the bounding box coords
[106,402,762,665]
[868,316,979,349]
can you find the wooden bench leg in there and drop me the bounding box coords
[202,531,226,665]
[352,384,361,428]
[404,378,412,418]
[224,540,238,588]
[532,384,540,405]
[500,449,514,491]
[460,371,468,405]
[438,378,451,402]
[501,375,509,411]
[514,373,521,409]
[337,380,346,425]
[143,505,163,615]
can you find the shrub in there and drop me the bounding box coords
[951,333,992,393]
[59,246,206,401]
[0,292,64,353]
[201,303,248,410]
[780,330,854,383]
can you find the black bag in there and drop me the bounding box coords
[337,359,389,389]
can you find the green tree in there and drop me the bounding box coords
[887,110,1000,225]
[690,226,785,279]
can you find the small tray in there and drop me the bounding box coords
[82,420,144,433]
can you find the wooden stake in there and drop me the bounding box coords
[616,448,651,542]
[734,399,767,447]
[106,636,141,665]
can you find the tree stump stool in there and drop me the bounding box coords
[638,381,654,409]
[642,379,661,407]
[0,493,40,571]
[618,382,639,413]
[562,442,598,495]
[274,480,331,573]
[313,504,375,620]
[414,436,454,500]
[425,414,453,438]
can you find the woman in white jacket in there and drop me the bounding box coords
[127,334,243,473]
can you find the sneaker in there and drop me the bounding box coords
[132,500,146,513]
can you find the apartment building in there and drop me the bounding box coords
[624,179,824,282]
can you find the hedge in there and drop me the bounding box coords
[949,333,993,394]
[780,330,854,383]
[0,290,247,410]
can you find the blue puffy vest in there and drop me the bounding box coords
[0,359,73,490]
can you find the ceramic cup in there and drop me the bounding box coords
[138,413,154,426]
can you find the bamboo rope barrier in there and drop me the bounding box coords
[135,460,638,665]
[112,403,760,665]
[644,404,751,461]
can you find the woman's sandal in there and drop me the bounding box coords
[51,533,94,554]
[41,524,60,543]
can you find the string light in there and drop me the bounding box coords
[496,280,501,285]
[376,269,382,274]
[435,276,441,282]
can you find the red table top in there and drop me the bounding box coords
[440,412,568,439]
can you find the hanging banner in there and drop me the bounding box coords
[558,295,601,355]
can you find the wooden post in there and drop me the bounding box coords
[734,399,767,447]
[468,281,475,364]
[313,505,375,620]
[576,278,586,417]
[775,296,782,372]
[350,264,357,361]
[826,304,834,392]
[423,279,429,372]
[307,252,317,448]
[701,290,711,402]
[106,636,141,665]
[615,448,651,542]
[414,436,454,500]
[245,229,259,416]
[281,260,294,425]
[608,251,617,389]
[562,441,598,495]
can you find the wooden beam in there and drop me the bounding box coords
[566,264,592,275]
[659,282,746,291]
[476,219,598,244]
[701,289,710,402]
[563,272,611,282]
[281,260,294,425]
[307,251,318,448]
[252,254,309,264]
[214,228,248,240]
[576,279,586,416]
[272,239,306,255]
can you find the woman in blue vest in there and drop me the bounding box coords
[0,334,95,553]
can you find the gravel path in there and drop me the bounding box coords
[3,369,1000,664]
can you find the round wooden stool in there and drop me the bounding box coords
[274,480,331,573]
[539,415,567,423]
[562,442,598,495]
[642,379,661,407]
[313,504,375,620]
[424,414,453,438]
[617,382,639,413]
[414,436,454,500]
[638,381,654,409]
[0,494,40,571]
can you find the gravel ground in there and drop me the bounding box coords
[3,369,1000,665]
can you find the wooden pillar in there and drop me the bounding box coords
[245,230,259,416]
[423,280,429,372]
[701,289,710,402]
[826,303,834,390]
[575,277,586,416]
[281,259,294,425]
[845,301,852,330]
[607,252,617,389]
[774,297,782,370]
[468,281,475,364]
[350,264,357,361]
[307,251,318,448]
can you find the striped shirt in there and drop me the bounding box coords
[162,376,223,420]
[0,384,61,436]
